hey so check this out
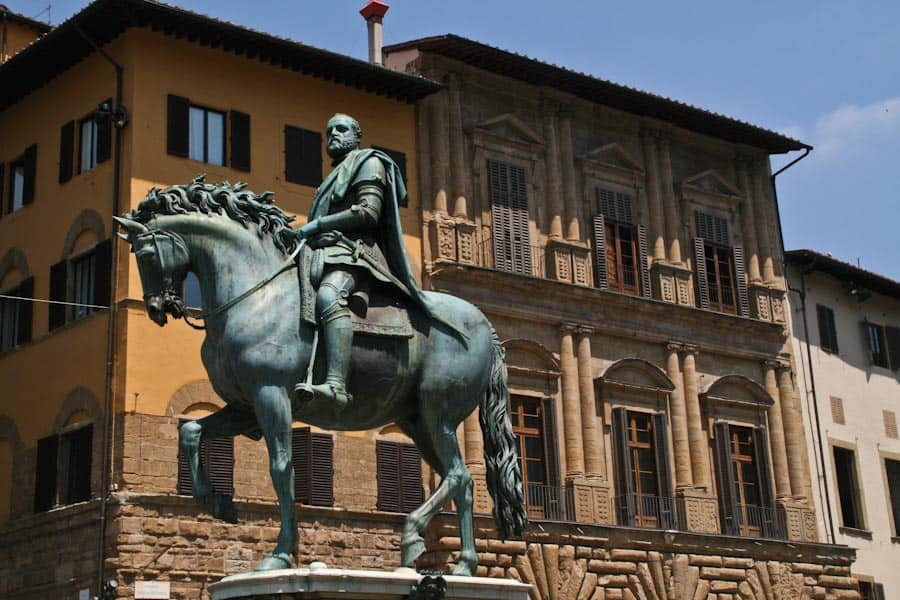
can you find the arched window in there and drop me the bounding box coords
[49,211,111,331]
[0,248,33,352]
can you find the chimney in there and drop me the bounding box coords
[360,1,389,66]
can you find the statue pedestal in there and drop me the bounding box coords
[208,565,532,600]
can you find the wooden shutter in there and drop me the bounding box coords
[64,424,93,504]
[693,238,710,309]
[48,259,68,330]
[713,422,738,535]
[22,144,37,205]
[229,109,251,172]
[874,583,886,600]
[176,421,193,495]
[310,432,334,507]
[733,246,750,317]
[205,437,234,495]
[92,239,113,309]
[284,125,322,186]
[817,305,839,353]
[376,440,401,512]
[59,121,75,183]
[885,326,900,370]
[611,407,635,525]
[0,162,4,218]
[16,277,34,345]
[399,443,424,513]
[540,397,560,487]
[509,164,531,275]
[96,100,112,164]
[292,427,311,503]
[592,215,609,290]
[637,224,651,299]
[489,160,531,275]
[752,427,777,537]
[166,94,190,157]
[34,434,58,512]
[652,412,674,528]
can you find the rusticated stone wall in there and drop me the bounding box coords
[420,515,860,600]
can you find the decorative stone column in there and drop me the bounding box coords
[542,102,564,239]
[763,360,791,498]
[428,90,450,216]
[463,410,491,514]
[666,343,692,489]
[640,131,665,262]
[752,164,775,284]
[736,160,761,283]
[559,109,580,241]
[559,324,585,480]
[778,363,810,503]
[658,138,682,264]
[681,345,709,490]
[447,73,468,220]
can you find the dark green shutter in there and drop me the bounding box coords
[540,397,560,487]
[167,94,190,157]
[97,101,112,164]
[284,125,322,186]
[92,239,113,309]
[22,144,37,205]
[637,224,651,298]
[612,407,635,525]
[310,432,334,507]
[376,440,401,512]
[292,427,310,504]
[59,121,75,183]
[713,422,738,535]
[652,412,674,528]
[176,420,193,495]
[48,259,68,330]
[34,434,58,512]
[399,443,424,513]
[16,277,34,345]
[752,427,778,537]
[693,238,709,309]
[205,437,234,495]
[592,215,608,290]
[63,425,93,504]
[733,246,750,317]
[229,109,251,172]
[885,326,900,370]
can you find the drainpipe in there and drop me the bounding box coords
[74,22,127,596]
[770,146,837,543]
[360,0,389,66]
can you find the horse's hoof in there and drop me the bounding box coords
[451,560,475,576]
[400,535,427,567]
[211,493,238,524]
[256,552,292,571]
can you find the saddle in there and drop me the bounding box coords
[298,245,414,338]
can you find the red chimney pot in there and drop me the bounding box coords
[360,1,389,21]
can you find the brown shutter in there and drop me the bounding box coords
[63,424,93,504]
[611,407,635,525]
[540,397,560,487]
[733,246,750,317]
[92,239,113,309]
[34,434,58,512]
[652,412,674,527]
[16,277,34,345]
[752,427,778,537]
[592,215,609,290]
[176,420,193,495]
[284,125,322,186]
[167,94,190,157]
[291,427,310,503]
[509,164,532,275]
[376,440,401,512]
[399,443,424,513]
[637,224,652,298]
[96,101,112,164]
[48,259,68,330]
[59,121,75,183]
[713,422,738,535]
[22,144,37,205]
[205,437,234,495]
[310,432,334,507]
[489,160,513,272]
[229,109,251,172]
[693,238,710,309]
[885,326,900,370]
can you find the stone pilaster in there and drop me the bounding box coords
[559,323,585,479]
[447,73,468,220]
[641,130,666,262]
[777,363,809,504]
[559,109,580,241]
[463,411,491,515]
[681,345,710,490]
[763,360,791,498]
[658,137,682,264]
[666,343,692,489]
[427,89,451,216]
[736,159,761,283]
[542,101,564,239]
[576,327,603,479]
[752,164,775,284]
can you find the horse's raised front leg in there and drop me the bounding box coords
[398,419,476,576]
[179,404,258,523]
[252,385,298,571]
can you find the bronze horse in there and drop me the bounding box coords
[115,178,526,574]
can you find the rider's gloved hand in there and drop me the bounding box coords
[297,218,321,239]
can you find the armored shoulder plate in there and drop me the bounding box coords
[354,155,387,187]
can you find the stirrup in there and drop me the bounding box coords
[293,381,352,410]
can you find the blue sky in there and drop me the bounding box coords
[10,1,900,279]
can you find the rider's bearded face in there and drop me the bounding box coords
[326,115,361,161]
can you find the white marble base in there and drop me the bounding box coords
[208,564,531,600]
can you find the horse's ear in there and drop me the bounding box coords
[113,215,148,237]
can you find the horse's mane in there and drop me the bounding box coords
[125,175,298,255]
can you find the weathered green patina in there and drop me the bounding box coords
[114,116,526,575]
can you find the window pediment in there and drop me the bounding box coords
[599,358,675,392]
[580,143,644,180]
[701,374,772,409]
[469,113,544,152]
[681,169,742,205]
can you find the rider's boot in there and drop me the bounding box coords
[294,312,353,411]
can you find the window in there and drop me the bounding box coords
[0,276,33,352]
[48,239,112,330]
[713,422,779,537]
[817,304,839,353]
[865,322,900,369]
[509,396,565,519]
[591,188,649,296]
[167,94,250,171]
[176,420,234,496]
[488,159,532,275]
[79,117,99,173]
[693,212,748,316]
[833,445,864,530]
[858,581,885,600]
[885,458,900,537]
[284,125,322,187]
[6,144,36,214]
[292,427,333,507]
[34,424,93,512]
[611,408,674,528]
[376,440,423,513]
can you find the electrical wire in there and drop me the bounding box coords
[0,294,109,310]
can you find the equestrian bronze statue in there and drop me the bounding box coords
[114,114,526,575]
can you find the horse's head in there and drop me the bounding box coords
[114,216,191,326]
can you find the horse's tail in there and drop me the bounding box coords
[479,329,527,540]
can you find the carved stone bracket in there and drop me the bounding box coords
[546,237,592,286]
[570,478,612,525]
[778,497,818,542]
[678,488,720,534]
[750,283,787,324]
[428,217,478,267]
[651,262,693,306]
